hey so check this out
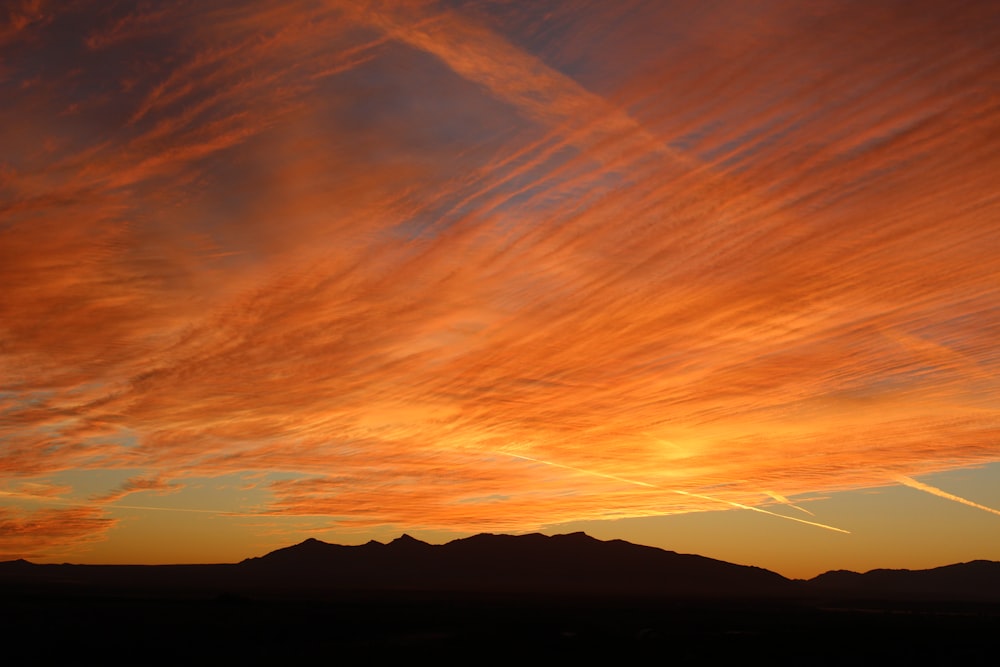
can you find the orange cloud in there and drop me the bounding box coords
[0,0,48,46]
[1,1,998,561]
[0,507,115,561]
[91,475,182,504]
[0,481,73,501]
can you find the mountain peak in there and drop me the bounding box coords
[295,537,332,548]
[390,533,428,546]
[552,531,595,542]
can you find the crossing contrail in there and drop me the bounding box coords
[506,453,849,533]
[763,490,816,516]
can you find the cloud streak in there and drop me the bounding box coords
[91,475,182,504]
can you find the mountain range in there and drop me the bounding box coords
[3,531,999,601]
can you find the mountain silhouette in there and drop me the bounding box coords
[239,531,792,596]
[2,532,999,601]
[809,559,1000,601]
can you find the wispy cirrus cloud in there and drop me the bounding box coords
[91,475,182,504]
[1,0,998,560]
[0,507,115,561]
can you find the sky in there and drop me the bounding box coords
[1,0,999,579]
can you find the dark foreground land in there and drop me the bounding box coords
[3,586,999,665]
[5,534,999,664]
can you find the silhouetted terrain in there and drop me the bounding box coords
[4,531,998,600]
[241,531,794,596]
[810,560,1000,601]
[3,533,999,664]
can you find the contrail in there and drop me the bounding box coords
[670,488,849,533]
[0,490,238,515]
[506,453,849,533]
[508,453,658,488]
[107,503,228,514]
[896,475,1000,517]
[762,490,816,516]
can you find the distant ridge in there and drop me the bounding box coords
[809,560,1000,601]
[239,531,791,596]
[3,532,999,601]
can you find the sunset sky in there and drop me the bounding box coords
[2,0,999,578]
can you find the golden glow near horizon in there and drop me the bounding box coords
[1,1,999,576]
